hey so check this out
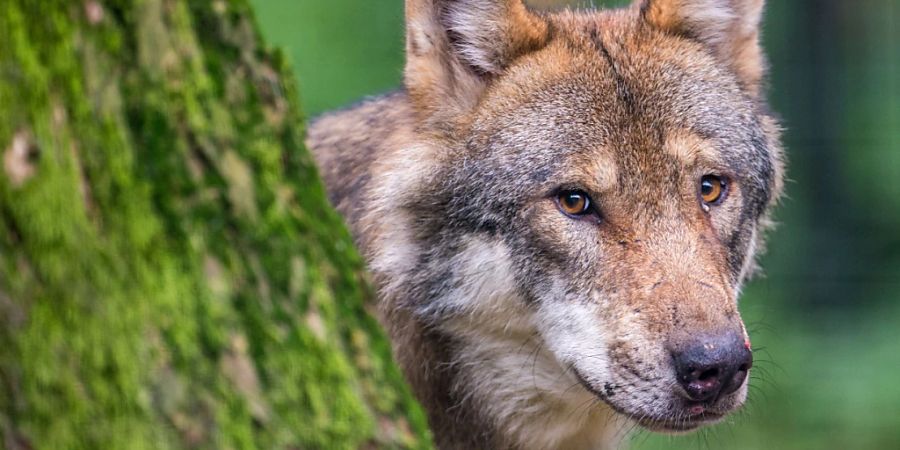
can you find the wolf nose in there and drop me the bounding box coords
[672,333,752,403]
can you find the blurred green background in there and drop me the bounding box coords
[251,1,900,449]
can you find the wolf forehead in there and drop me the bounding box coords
[428,14,777,216]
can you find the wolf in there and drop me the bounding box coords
[307,0,785,448]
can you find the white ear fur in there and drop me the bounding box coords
[639,0,767,97]
[444,1,515,73]
[404,0,548,122]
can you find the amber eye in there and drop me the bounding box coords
[557,190,593,217]
[700,175,727,205]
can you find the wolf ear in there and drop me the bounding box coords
[638,0,767,98]
[404,0,549,123]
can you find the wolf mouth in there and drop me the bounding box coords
[636,412,726,433]
[571,367,727,433]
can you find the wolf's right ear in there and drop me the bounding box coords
[404,0,549,124]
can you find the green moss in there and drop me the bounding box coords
[0,0,432,448]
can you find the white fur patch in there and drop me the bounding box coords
[432,237,531,334]
[434,241,627,448]
[455,335,629,449]
[536,291,612,381]
[366,141,441,292]
[677,0,738,46]
[444,0,508,73]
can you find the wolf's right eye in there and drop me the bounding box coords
[556,190,594,218]
[700,175,727,206]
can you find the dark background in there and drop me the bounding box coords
[251,1,900,448]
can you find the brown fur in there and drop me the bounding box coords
[308,1,784,448]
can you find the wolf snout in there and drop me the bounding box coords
[670,332,753,403]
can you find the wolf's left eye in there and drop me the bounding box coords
[556,190,594,218]
[700,175,728,206]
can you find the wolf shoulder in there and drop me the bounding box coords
[306,91,415,230]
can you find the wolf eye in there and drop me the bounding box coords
[556,190,593,217]
[700,175,727,205]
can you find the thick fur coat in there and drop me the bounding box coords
[308,0,784,448]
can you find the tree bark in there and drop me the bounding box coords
[0,1,431,449]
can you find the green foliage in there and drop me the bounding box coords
[0,0,431,448]
[251,0,406,116]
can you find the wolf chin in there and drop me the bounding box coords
[308,0,785,448]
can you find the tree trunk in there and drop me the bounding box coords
[0,1,431,449]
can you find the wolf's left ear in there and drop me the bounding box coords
[638,0,767,98]
[405,0,550,124]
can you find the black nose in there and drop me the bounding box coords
[672,333,752,403]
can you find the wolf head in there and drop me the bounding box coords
[370,0,784,439]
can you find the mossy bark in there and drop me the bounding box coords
[0,1,431,449]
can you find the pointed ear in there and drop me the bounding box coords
[639,0,767,98]
[405,0,549,123]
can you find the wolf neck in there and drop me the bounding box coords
[394,237,628,449]
[404,306,626,450]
